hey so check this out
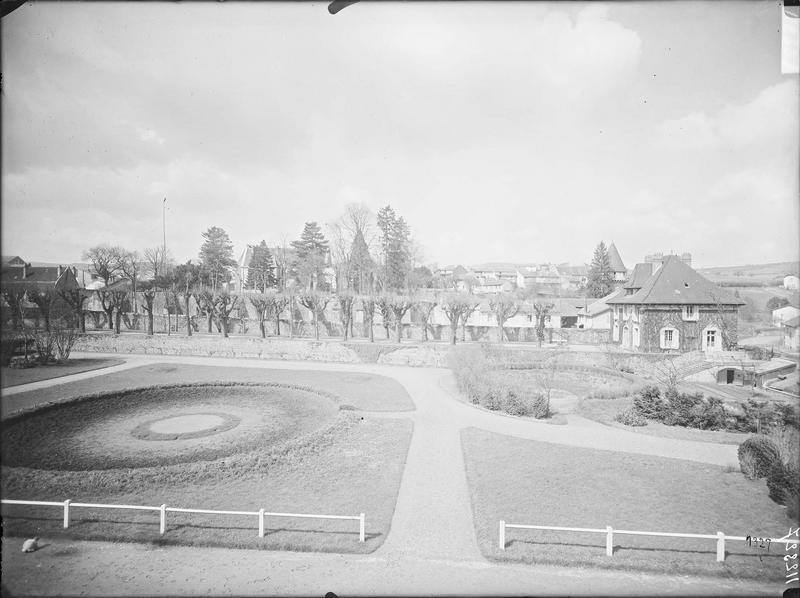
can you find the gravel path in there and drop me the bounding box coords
[0,352,770,595]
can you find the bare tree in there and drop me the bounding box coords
[25,286,58,332]
[117,249,142,310]
[532,301,554,347]
[298,291,330,341]
[360,295,377,342]
[139,281,158,336]
[143,246,171,280]
[265,290,291,337]
[83,244,123,286]
[376,295,393,340]
[198,288,239,338]
[459,298,481,342]
[414,299,437,342]
[489,292,520,342]
[337,291,356,341]
[389,295,415,343]
[249,292,270,338]
[58,288,89,332]
[440,292,477,345]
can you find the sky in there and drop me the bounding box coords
[1,1,798,270]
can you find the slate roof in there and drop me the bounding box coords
[607,255,744,306]
[607,243,627,273]
[623,263,654,290]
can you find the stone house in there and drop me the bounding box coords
[772,304,800,327]
[606,255,744,353]
[783,315,799,351]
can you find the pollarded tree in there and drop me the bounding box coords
[84,244,125,330]
[459,297,481,342]
[337,291,356,341]
[440,292,477,345]
[198,288,239,338]
[389,295,415,343]
[265,290,291,337]
[59,288,89,332]
[247,240,276,292]
[249,292,270,338]
[532,301,554,347]
[489,292,521,342]
[360,295,377,342]
[414,299,437,342]
[26,287,59,332]
[298,290,330,341]
[173,261,204,337]
[376,295,393,340]
[139,281,158,336]
[587,241,614,298]
[199,226,236,290]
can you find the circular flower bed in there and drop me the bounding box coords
[1,383,338,471]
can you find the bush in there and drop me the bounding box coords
[737,436,781,480]
[614,408,647,427]
[766,464,800,508]
[633,385,666,419]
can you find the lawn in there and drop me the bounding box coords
[2,415,413,553]
[1,363,415,418]
[500,367,637,399]
[0,358,124,388]
[1,364,415,553]
[461,427,793,580]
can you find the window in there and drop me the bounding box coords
[660,327,679,350]
[682,305,698,321]
[706,329,716,349]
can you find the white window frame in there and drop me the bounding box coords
[705,328,717,350]
[682,305,699,321]
[660,327,679,350]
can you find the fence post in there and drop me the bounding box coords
[258,508,265,538]
[606,526,613,557]
[63,499,71,529]
[159,504,166,535]
[716,532,725,562]
[359,513,365,543]
[499,520,506,550]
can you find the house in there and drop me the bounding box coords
[772,305,800,327]
[607,255,744,353]
[784,275,800,291]
[782,316,799,351]
[576,289,624,329]
[1,259,79,294]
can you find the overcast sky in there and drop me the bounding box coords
[2,1,798,270]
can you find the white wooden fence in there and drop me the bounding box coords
[498,521,760,562]
[1,499,365,542]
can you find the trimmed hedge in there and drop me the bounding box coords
[737,436,781,480]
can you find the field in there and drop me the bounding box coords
[1,365,415,553]
[0,357,124,388]
[461,428,792,580]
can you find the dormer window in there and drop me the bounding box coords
[682,305,698,321]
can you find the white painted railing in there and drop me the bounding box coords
[498,521,759,562]
[2,499,365,542]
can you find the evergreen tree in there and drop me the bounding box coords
[587,241,615,298]
[348,228,374,293]
[377,205,411,291]
[199,226,236,290]
[291,222,329,290]
[247,240,276,292]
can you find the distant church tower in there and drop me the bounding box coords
[607,242,628,282]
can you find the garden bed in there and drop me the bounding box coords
[461,428,792,580]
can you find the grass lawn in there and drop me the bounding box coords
[0,358,124,389]
[461,427,793,580]
[577,397,750,445]
[501,368,637,399]
[2,414,413,554]
[1,363,415,418]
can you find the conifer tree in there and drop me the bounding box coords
[199,227,236,290]
[291,222,329,290]
[247,240,276,292]
[587,241,614,298]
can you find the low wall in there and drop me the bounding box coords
[72,333,451,367]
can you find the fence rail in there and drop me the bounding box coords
[2,499,366,542]
[498,521,758,562]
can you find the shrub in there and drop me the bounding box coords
[766,464,800,507]
[614,408,647,427]
[32,331,57,365]
[633,385,666,419]
[664,390,704,427]
[737,436,781,480]
[52,327,80,362]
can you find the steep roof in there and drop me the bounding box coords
[607,243,627,273]
[580,288,625,316]
[607,255,745,305]
[784,316,800,328]
[623,262,654,290]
